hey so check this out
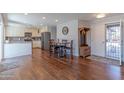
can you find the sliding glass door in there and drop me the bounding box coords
[105,22,122,65]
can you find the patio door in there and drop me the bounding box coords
[105,22,122,65]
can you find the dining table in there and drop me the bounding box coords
[49,40,71,57]
[54,42,66,57]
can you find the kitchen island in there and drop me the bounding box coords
[4,41,32,58]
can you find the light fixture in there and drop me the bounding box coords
[96,13,106,18]
[42,17,46,19]
[40,24,43,26]
[24,13,28,15]
[55,19,59,22]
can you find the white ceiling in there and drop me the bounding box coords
[4,13,123,27]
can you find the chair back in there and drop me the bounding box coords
[49,39,55,46]
[61,39,67,46]
[70,40,73,48]
[66,40,73,49]
[65,40,73,58]
[62,39,68,43]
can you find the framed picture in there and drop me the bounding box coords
[62,26,69,35]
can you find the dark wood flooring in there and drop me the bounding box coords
[0,49,124,80]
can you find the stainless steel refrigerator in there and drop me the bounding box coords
[41,32,51,50]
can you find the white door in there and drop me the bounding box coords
[91,24,105,57]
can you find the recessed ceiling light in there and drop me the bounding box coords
[55,19,59,22]
[42,17,46,19]
[24,13,28,15]
[96,13,106,18]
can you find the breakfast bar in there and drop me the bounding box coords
[4,41,32,58]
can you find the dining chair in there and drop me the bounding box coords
[54,39,61,56]
[62,39,67,43]
[64,40,73,58]
[62,39,68,48]
[49,39,55,55]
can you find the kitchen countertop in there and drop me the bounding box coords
[4,41,32,44]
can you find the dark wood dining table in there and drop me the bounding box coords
[54,42,66,57]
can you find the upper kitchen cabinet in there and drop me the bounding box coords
[5,26,25,37]
[5,25,57,41]
[24,28,38,37]
[5,25,48,37]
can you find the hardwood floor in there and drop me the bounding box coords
[0,49,124,80]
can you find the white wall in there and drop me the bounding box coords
[0,15,4,62]
[48,26,57,39]
[0,25,4,61]
[90,14,124,61]
[78,20,90,27]
[0,25,3,61]
[57,20,79,56]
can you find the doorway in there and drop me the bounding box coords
[105,22,122,65]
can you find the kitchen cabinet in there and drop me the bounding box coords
[6,26,37,37]
[6,26,25,37]
[32,41,41,48]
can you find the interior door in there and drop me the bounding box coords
[105,22,122,65]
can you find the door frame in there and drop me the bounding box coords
[120,20,123,65]
[105,21,122,65]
